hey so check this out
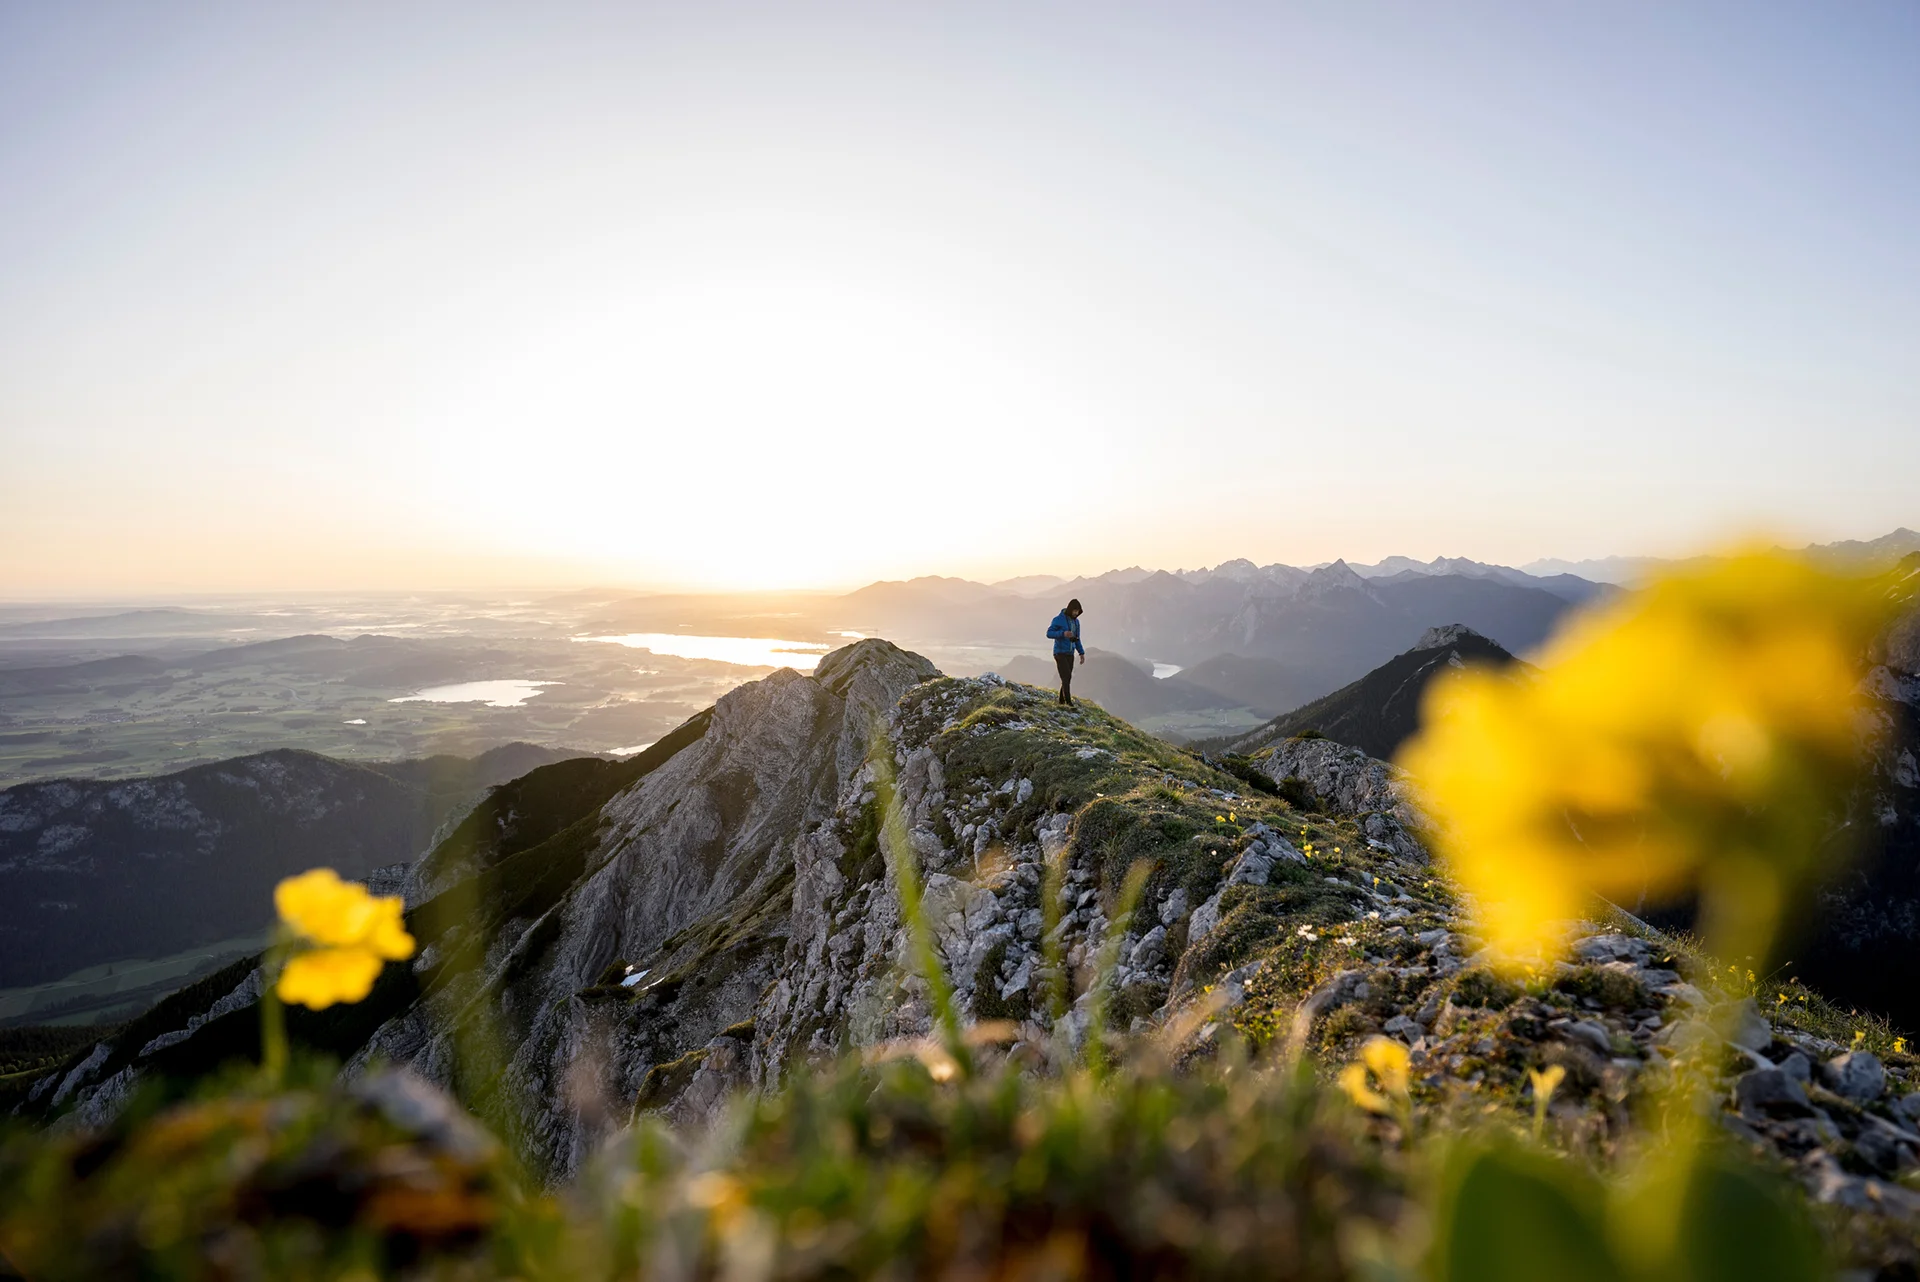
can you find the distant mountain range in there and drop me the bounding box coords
[842,560,1586,720]
[0,742,581,993]
[1522,528,1920,584]
[984,529,1919,593]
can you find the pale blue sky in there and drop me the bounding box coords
[2,2,1915,592]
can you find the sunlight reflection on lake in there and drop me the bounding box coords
[1152,663,1183,679]
[575,633,830,670]
[389,680,557,707]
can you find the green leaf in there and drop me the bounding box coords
[1662,1151,1827,1282]
[1431,1140,1625,1282]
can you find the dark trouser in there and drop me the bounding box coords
[1055,651,1075,704]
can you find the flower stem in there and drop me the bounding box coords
[260,943,288,1085]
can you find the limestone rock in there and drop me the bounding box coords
[1821,1051,1887,1103]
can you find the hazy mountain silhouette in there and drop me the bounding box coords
[0,743,582,987]
[1212,624,1519,760]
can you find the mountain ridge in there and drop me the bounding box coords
[0,742,586,994]
[1208,625,1520,761]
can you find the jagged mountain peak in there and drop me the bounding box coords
[813,636,939,696]
[1414,623,1492,650]
[1302,559,1371,594]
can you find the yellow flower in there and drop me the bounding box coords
[1229,811,1236,821]
[274,868,415,1009]
[1529,1063,1566,1103]
[1529,1063,1567,1137]
[1341,1037,1412,1117]
[1777,993,1787,1005]
[1338,1062,1389,1114]
[1853,1030,1866,1045]
[1363,1035,1411,1095]
[278,947,386,1009]
[1397,549,1899,971]
[1896,1038,1908,1055]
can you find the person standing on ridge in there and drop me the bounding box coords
[1047,599,1085,706]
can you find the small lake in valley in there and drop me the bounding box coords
[574,633,831,671]
[389,680,558,708]
[1152,663,1183,679]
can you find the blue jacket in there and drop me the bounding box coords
[1047,611,1084,657]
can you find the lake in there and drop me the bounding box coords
[575,632,831,671]
[389,680,558,708]
[1152,663,1183,679]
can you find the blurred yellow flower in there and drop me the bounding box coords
[1398,549,1899,970]
[1337,1063,1387,1114]
[1529,1063,1565,1097]
[274,868,415,1009]
[1341,1036,1412,1117]
[1363,1036,1411,1094]
[1529,1063,1567,1137]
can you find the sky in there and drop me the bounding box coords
[1,1,1916,595]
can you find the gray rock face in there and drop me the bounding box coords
[1414,624,1491,651]
[1735,1067,1813,1118]
[1821,1051,1887,1103]
[1726,998,1773,1052]
[336,640,943,1178]
[1185,833,1297,950]
[1256,739,1428,861]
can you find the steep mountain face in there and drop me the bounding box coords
[1876,555,1920,675]
[1790,663,1920,1028]
[0,744,578,987]
[1215,625,1519,761]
